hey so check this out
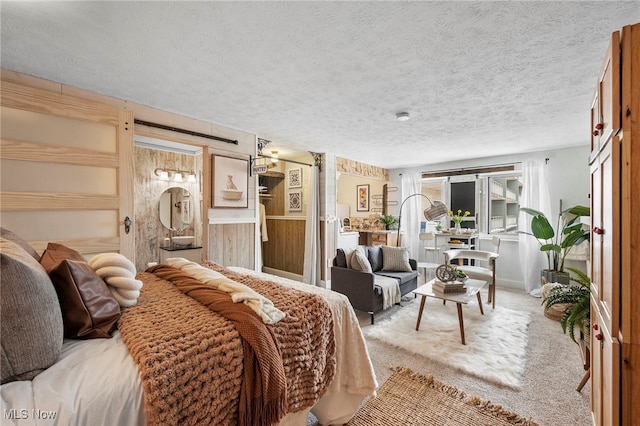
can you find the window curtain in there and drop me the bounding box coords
[400,173,422,260]
[518,159,551,297]
[303,165,320,285]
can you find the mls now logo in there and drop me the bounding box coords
[4,409,57,420]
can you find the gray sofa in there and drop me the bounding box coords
[331,245,418,324]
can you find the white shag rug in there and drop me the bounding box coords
[364,298,531,389]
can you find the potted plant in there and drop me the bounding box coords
[378,214,398,230]
[520,204,590,284]
[543,267,590,344]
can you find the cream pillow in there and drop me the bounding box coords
[351,248,373,273]
[381,245,412,272]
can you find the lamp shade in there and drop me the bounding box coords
[423,200,448,221]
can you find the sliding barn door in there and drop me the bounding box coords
[0,81,135,260]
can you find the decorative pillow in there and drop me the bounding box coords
[351,248,373,273]
[0,227,40,261]
[381,245,412,272]
[1,238,64,384]
[367,245,383,272]
[335,249,348,267]
[342,246,358,269]
[40,243,121,339]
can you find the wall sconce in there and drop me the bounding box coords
[154,167,196,183]
[154,168,169,180]
[271,150,279,163]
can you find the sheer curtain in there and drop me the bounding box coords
[399,173,422,260]
[303,165,320,285]
[518,159,551,297]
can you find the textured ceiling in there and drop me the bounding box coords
[1,1,638,169]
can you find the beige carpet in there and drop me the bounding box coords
[307,286,591,426]
[346,366,540,426]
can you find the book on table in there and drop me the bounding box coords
[432,280,467,294]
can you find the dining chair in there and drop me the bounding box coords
[444,244,500,308]
[417,232,441,282]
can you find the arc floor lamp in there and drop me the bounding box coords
[396,194,448,246]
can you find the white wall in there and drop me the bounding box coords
[390,145,591,290]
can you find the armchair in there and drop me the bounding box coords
[444,248,499,308]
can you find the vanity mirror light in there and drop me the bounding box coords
[159,187,193,231]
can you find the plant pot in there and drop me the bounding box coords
[541,269,570,285]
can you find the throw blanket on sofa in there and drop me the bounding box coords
[150,264,286,426]
[374,275,401,309]
[118,262,336,426]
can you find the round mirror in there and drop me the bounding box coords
[159,187,193,231]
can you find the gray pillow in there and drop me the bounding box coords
[381,245,412,272]
[367,245,383,272]
[0,227,40,261]
[0,238,64,384]
[335,249,347,267]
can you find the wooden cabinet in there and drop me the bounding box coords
[590,30,620,156]
[359,231,398,246]
[160,247,203,263]
[589,23,639,426]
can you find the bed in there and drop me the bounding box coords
[0,228,377,426]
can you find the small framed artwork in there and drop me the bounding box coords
[357,184,370,212]
[211,155,249,208]
[289,190,303,212]
[288,167,303,188]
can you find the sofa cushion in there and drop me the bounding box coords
[376,270,419,286]
[0,238,64,384]
[367,245,383,272]
[40,243,121,339]
[381,246,412,272]
[351,248,373,273]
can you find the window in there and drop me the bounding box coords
[421,168,522,235]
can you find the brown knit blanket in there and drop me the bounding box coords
[119,262,336,426]
[150,264,287,426]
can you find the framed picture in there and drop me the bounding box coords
[288,167,303,188]
[356,184,370,212]
[211,155,249,208]
[289,191,303,212]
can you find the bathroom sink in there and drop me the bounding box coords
[171,236,195,247]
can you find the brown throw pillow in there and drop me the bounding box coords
[40,243,120,339]
[1,238,63,383]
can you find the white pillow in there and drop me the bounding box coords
[351,249,372,273]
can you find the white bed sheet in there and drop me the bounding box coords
[1,332,145,426]
[1,268,377,426]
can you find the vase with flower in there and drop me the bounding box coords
[449,209,470,234]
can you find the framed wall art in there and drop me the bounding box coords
[211,155,249,208]
[356,184,370,212]
[289,190,303,212]
[288,167,303,188]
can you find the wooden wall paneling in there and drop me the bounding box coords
[262,219,305,275]
[208,223,254,269]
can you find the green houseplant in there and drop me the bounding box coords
[543,266,590,343]
[520,204,590,283]
[379,214,398,230]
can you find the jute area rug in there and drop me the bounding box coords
[346,367,541,426]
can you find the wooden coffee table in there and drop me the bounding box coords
[414,278,487,345]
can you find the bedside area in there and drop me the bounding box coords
[159,246,203,263]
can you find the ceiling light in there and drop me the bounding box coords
[396,112,410,121]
